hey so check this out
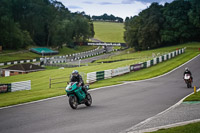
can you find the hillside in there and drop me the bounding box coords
[93,21,125,43]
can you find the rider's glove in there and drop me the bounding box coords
[78,83,81,87]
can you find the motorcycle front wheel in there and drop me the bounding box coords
[69,96,78,109]
[85,93,92,107]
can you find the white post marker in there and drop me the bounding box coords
[79,59,81,67]
[41,50,44,58]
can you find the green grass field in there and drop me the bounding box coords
[0,52,41,63]
[93,21,125,42]
[94,46,179,63]
[0,46,97,63]
[149,122,200,133]
[0,42,199,107]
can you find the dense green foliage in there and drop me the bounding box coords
[0,0,94,49]
[124,0,200,51]
[92,13,123,23]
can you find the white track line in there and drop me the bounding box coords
[129,119,200,133]
[123,88,200,133]
[0,54,199,110]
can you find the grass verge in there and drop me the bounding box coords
[148,122,200,133]
[184,91,200,101]
[0,42,199,107]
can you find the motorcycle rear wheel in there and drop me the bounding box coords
[69,96,78,109]
[187,83,190,88]
[190,83,192,88]
[187,82,192,88]
[85,93,92,107]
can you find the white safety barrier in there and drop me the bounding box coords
[86,48,185,84]
[164,55,167,61]
[104,69,112,79]
[159,56,162,62]
[112,66,130,77]
[86,72,97,84]
[11,80,31,92]
[176,50,178,55]
[147,60,151,68]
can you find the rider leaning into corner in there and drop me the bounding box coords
[70,70,88,94]
[183,67,193,82]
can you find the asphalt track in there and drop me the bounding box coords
[0,55,199,133]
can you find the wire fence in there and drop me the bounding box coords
[49,72,86,88]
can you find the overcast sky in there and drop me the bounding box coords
[59,0,173,19]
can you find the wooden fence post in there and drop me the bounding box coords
[49,77,51,88]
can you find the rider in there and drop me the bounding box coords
[70,70,87,94]
[183,67,193,81]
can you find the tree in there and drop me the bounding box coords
[0,16,33,49]
[161,0,194,44]
[0,0,94,49]
[124,3,164,50]
[92,14,124,22]
[124,0,200,50]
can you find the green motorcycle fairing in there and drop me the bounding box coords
[66,82,86,103]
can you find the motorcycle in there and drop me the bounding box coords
[65,82,92,109]
[184,74,192,88]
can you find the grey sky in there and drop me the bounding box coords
[59,0,173,19]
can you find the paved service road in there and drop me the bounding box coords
[69,49,121,64]
[0,55,199,133]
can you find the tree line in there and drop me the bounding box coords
[124,0,200,51]
[0,0,95,49]
[92,14,123,23]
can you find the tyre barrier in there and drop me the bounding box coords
[86,48,185,84]
[0,80,31,93]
